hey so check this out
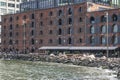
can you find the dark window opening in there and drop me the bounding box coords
[40,13,43,18]
[79,17,82,22]
[90,16,95,23]
[50,20,53,25]
[31,22,34,27]
[58,10,62,16]
[9,32,12,37]
[40,21,43,26]
[68,37,72,44]
[112,14,118,21]
[10,24,13,30]
[68,8,72,15]
[78,28,82,33]
[31,30,34,36]
[49,30,53,34]
[31,13,34,19]
[58,19,62,25]
[58,38,62,44]
[9,39,13,45]
[68,27,71,34]
[79,38,82,43]
[101,15,106,22]
[31,38,35,45]
[68,18,72,25]
[31,47,35,53]
[58,28,62,35]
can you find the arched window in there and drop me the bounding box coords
[101,15,106,22]
[112,14,118,21]
[10,24,13,30]
[31,13,34,19]
[68,17,72,25]
[9,39,13,45]
[79,17,82,22]
[68,27,71,34]
[90,36,95,44]
[31,30,34,36]
[58,38,62,44]
[101,36,106,44]
[9,32,12,37]
[113,24,118,33]
[68,8,72,15]
[90,25,95,34]
[58,28,62,35]
[40,13,43,18]
[78,28,82,33]
[68,37,72,44]
[58,10,62,16]
[90,16,95,23]
[112,35,118,44]
[31,38,35,45]
[58,19,62,25]
[79,38,82,43]
[101,25,106,33]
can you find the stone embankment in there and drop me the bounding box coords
[0,53,120,78]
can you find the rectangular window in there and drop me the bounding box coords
[16,4,19,8]
[8,9,14,14]
[17,0,19,2]
[0,2,7,7]
[0,8,6,14]
[9,0,15,1]
[8,3,15,7]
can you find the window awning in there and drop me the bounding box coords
[39,46,118,50]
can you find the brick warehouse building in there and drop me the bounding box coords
[1,2,120,57]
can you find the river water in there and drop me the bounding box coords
[0,60,118,80]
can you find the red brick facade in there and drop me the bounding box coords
[1,2,120,53]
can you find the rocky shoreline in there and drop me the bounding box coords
[0,53,120,79]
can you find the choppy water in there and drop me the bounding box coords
[0,60,118,80]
